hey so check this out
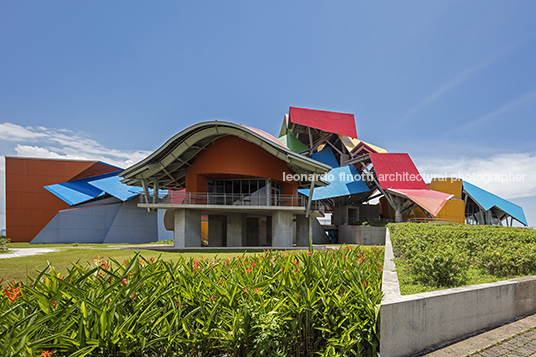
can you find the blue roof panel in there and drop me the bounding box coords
[464,181,527,225]
[88,175,139,201]
[299,165,369,200]
[309,147,339,168]
[45,183,103,205]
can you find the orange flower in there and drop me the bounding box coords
[40,350,55,357]
[4,283,22,304]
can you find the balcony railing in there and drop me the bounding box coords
[138,192,324,211]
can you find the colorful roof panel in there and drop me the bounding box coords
[278,133,308,153]
[463,181,527,225]
[298,165,369,200]
[388,188,453,216]
[341,136,387,154]
[309,147,339,168]
[369,153,428,190]
[87,175,141,202]
[289,107,358,138]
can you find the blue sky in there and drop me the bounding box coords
[1,1,536,227]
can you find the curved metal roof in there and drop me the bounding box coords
[119,121,332,190]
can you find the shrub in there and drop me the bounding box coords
[389,223,536,290]
[0,246,384,356]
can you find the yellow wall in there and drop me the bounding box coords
[408,178,465,223]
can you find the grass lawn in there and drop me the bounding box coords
[0,244,264,283]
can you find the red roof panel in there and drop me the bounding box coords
[369,153,428,190]
[289,107,358,138]
[388,188,453,216]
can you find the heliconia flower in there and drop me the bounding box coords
[244,288,248,293]
[218,279,223,285]
[254,288,261,294]
[150,257,155,263]
[122,278,128,285]
[52,300,57,309]
[363,281,367,288]
[210,295,215,302]
[294,260,299,267]
[4,283,22,304]
[40,351,55,357]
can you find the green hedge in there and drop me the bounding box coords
[389,223,536,289]
[1,247,384,357]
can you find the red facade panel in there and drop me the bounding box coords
[5,158,98,242]
[289,107,358,138]
[369,153,428,190]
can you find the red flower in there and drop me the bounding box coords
[363,281,367,288]
[4,283,22,304]
[52,300,57,309]
[254,288,261,294]
[40,351,55,357]
[122,278,128,285]
[210,295,215,302]
[150,257,155,263]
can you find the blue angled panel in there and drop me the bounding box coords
[309,147,339,168]
[464,181,527,225]
[299,165,369,200]
[45,183,102,206]
[88,175,139,202]
[44,171,118,205]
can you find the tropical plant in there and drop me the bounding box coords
[0,246,384,356]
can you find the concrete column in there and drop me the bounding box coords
[208,215,224,247]
[295,214,309,247]
[272,210,293,247]
[226,213,243,247]
[173,208,201,248]
[259,217,267,246]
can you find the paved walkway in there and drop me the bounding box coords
[0,248,58,259]
[420,314,536,357]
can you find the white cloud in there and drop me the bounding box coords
[1,122,152,169]
[415,152,536,200]
[0,123,48,141]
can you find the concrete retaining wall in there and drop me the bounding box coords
[380,230,536,357]
[339,225,386,245]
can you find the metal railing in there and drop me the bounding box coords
[407,217,460,223]
[138,192,324,211]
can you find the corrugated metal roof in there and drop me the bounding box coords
[463,181,527,225]
[298,165,369,200]
[369,153,428,190]
[309,147,339,168]
[388,188,453,216]
[289,107,358,138]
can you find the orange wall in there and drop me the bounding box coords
[186,135,298,197]
[6,158,100,242]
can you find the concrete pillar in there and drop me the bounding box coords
[173,209,201,248]
[295,214,309,247]
[272,210,293,247]
[208,215,224,247]
[259,217,267,246]
[226,213,243,247]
